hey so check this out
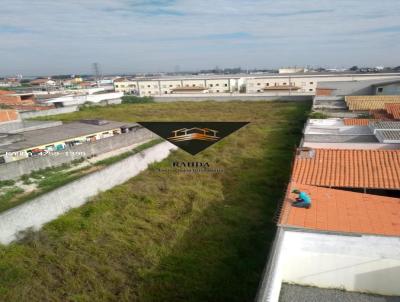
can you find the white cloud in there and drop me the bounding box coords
[0,0,399,74]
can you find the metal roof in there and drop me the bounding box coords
[369,121,400,132]
[375,130,400,143]
[0,120,137,153]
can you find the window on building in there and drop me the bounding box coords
[310,82,314,85]
[257,83,261,86]
[147,85,151,88]
[193,84,196,87]
[216,84,219,86]
[164,91,168,94]
[169,85,173,87]
[257,90,261,92]
[377,87,383,93]
[216,90,220,92]
[266,83,269,86]
[0,156,5,164]
[224,84,228,87]
[115,85,119,88]
[210,84,213,87]
[283,83,287,85]
[309,88,313,91]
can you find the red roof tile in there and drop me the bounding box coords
[0,90,15,95]
[292,148,400,190]
[385,103,400,120]
[279,183,400,236]
[370,109,392,120]
[343,119,373,126]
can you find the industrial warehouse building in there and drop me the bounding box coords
[114,73,400,97]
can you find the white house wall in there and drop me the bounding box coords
[280,230,400,296]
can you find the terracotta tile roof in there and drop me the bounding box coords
[279,182,400,237]
[385,103,400,120]
[343,119,373,126]
[369,109,392,120]
[345,96,400,111]
[292,148,400,189]
[0,90,15,95]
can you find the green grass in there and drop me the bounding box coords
[0,101,309,302]
[0,140,162,214]
[0,180,15,189]
[121,95,154,104]
[94,139,163,166]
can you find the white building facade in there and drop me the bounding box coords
[114,73,400,97]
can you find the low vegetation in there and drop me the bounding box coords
[0,140,160,213]
[122,95,154,104]
[308,110,328,119]
[0,101,309,302]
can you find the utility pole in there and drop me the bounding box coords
[92,62,102,87]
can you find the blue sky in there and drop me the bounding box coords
[0,0,399,75]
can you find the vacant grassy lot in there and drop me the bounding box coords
[0,101,309,302]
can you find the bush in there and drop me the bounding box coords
[0,180,15,188]
[122,96,154,104]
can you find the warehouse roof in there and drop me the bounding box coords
[279,182,400,237]
[345,95,400,111]
[292,148,400,189]
[0,120,137,153]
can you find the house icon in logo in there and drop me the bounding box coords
[168,127,220,142]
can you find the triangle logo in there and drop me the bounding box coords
[138,122,249,155]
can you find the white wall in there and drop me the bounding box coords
[280,230,400,296]
[0,142,177,244]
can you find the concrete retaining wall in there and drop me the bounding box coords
[19,106,78,119]
[304,134,378,143]
[154,95,312,102]
[0,128,156,180]
[0,141,177,244]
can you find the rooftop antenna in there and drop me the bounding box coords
[92,62,102,87]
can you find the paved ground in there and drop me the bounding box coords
[279,283,400,302]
